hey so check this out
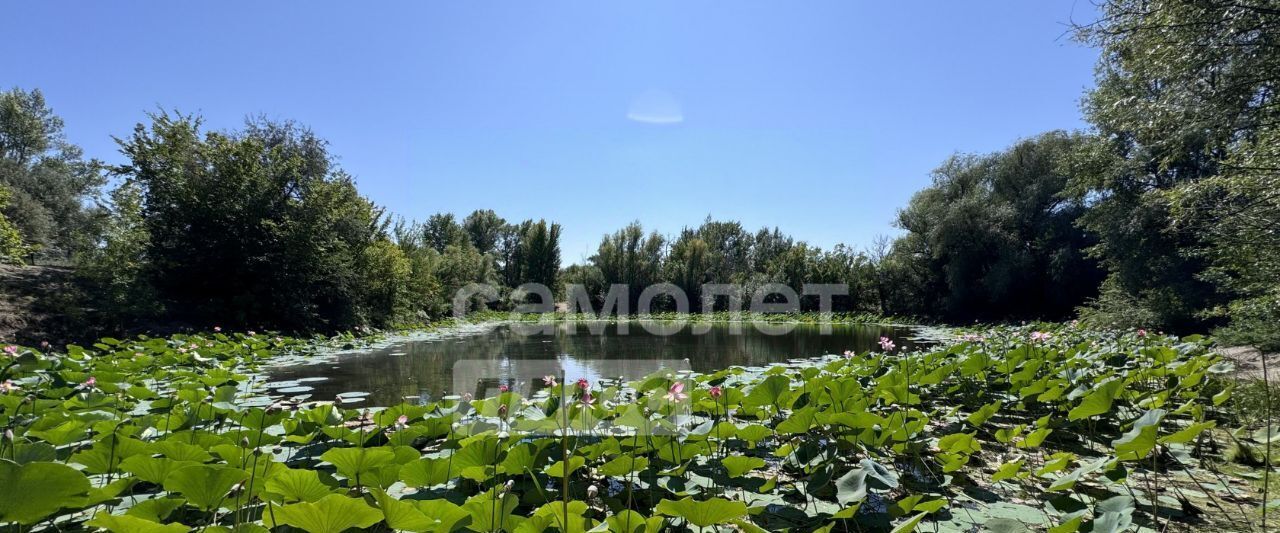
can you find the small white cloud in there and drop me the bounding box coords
[627,89,683,124]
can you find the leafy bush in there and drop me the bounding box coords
[75,180,160,326]
[1213,292,1280,352]
[0,185,33,264]
[113,113,388,331]
[1223,377,1280,432]
[0,87,104,259]
[1076,278,1162,330]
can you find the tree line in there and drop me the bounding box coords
[0,105,566,333]
[1,0,1276,347]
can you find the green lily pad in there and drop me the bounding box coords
[264,467,336,503]
[86,514,191,533]
[655,496,747,528]
[0,460,92,525]
[270,494,385,533]
[162,464,249,511]
[721,455,767,478]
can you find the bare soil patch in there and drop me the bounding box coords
[1217,345,1280,381]
[0,263,86,345]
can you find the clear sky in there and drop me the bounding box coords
[4,1,1100,263]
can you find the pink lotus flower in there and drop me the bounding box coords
[247,331,256,337]
[0,380,17,393]
[709,386,723,399]
[878,337,895,352]
[395,414,409,428]
[576,378,590,390]
[83,376,97,388]
[1030,331,1051,342]
[40,341,49,349]
[579,391,595,406]
[843,350,854,359]
[1137,329,1148,338]
[664,381,688,402]
[3,345,17,357]
[214,326,222,332]
[499,384,509,393]
[542,375,557,387]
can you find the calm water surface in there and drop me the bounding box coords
[266,321,919,406]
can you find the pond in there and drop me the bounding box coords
[265,320,922,406]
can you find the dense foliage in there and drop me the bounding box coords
[0,88,104,263]
[1067,0,1280,341]
[0,185,33,263]
[71,114,567,334]
[1,0,1277,344]
[109,114,388,331]
[884,132,1103,321]
[0,325,1265,531]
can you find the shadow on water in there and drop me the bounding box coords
[265,321,921,406]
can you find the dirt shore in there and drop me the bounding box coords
[1218,344,1280,381]
[0,263,84,345]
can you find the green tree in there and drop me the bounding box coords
[496,220,528,287]
[517,219,561,289]
[590,222,666,311]
[435,242,497,313]
[560,263,606,306]
[1071,0,1280,331]
[808,244,879,313]
[664,229,712,309]
[463,209,506,254]
[0,87,104,259]
[115,112,386,331]
[391,219,445,320]
[750,227,793,274]
[1174,130,1280,348]
[695,219,754,284]
[891,132,1102,321]
[77,180,159,324]
[764,242,816,298]
[0,185,33,263]
[423,213,466,253]
[360,239,413,326]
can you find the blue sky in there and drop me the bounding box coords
[4,1,1099,263]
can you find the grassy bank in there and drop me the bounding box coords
[401,310,917,330]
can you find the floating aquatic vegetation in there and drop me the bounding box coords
[0,325,1265,531]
